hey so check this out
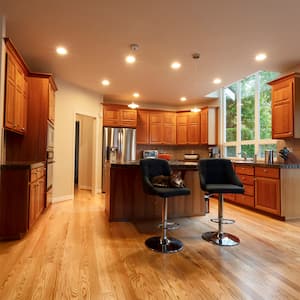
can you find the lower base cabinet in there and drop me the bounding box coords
[0,162,45,239]
[255,167,280,215]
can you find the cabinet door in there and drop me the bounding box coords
[48,84,55,124]
[255,177,280,215]
[271,78,294,138]
[29,183,38,228]
[149,112,163,144]
[200,108,208,144]
[103,106,120,127]
[5,78,16,130]
[120,109,137,128]
[136,110,149,144]
[176,123,187,144]
[14,87,26,132]
[163,124,176,144]
[187,123,200,144]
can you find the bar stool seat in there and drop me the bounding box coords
[140,159,190,253]
[199,159,244,246]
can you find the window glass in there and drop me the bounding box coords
[223,71,280,160]
[241,75,255,141]
[259,71,280,139]
[241,144,255,158]
[225,146,236,157]
[224,83,238,142]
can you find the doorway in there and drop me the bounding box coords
[74,114,96,192]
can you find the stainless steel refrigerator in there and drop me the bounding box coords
[102,127,136,192]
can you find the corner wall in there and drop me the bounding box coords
[53,79,103,202]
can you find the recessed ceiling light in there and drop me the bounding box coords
[133,92,140,98]
[125,55,136,64]
[213,78,222,84]
[191,107,201,113]
[171,62,181,69]
[101,79,110,86]
[180,97,187,102]
[56,46,68,55]
[255,53,267,61]
[128,102,139,109]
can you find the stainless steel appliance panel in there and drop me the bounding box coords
[102,127,136,192]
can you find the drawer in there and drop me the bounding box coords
[244,184,254,196]
[255,167,279,179]
[238,174,254,185]
[235,194,254,207]
[224,194,235,201]
[235,165,254,176]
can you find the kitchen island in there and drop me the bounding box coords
[105,161,206,221]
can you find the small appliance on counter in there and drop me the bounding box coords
[183,153,199,161]
[158,153,172,160]
[143,150,158,159]
[208,146,220,158]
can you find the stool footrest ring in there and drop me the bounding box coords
[157,222,180,230]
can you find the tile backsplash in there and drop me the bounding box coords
[136,144,210,160]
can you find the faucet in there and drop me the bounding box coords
[238,152,247,160]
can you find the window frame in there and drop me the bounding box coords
[221,71,277,160]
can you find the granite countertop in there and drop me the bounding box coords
[110,160,199,170]
[232,160,300,169]
[0,161,45,170]
[110,159,300,169]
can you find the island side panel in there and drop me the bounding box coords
[106,164,206,221]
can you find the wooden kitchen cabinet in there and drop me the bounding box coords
[176,112,188,145]
[149,111,176,144]
[187,112,200,144]
[149,111,163,144]
[48,83,55,124]
[268,72,300,138]
[4,39,28,134]
[200,107,217,145]
[136,110,149,144]
[163,112,176,144]
[0,162,45,239]
[103,104,137,128]
[29,166,46,228]
[234,164,255,207]
[255,166,280,215]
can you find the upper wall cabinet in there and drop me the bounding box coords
[103,104,137,128]
[4,39,28,134]
[136,110,149,144]
[200,107,218,145]
[268,72,300,139]
[149,111,176,145]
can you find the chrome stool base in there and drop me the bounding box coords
[145,236,183,253]
[202,231,240,246]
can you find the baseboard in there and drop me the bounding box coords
[52,194,74,203]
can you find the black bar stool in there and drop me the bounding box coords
[140,159,191,253]
[198,158,244,246]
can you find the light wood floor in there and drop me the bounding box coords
[1,190,300,300]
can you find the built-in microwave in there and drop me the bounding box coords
[47,121,54,150]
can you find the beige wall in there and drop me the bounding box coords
[76,114,95,190]
[53,79,103,202]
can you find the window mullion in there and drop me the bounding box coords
[236,81,242,156]
[254,71,260,156]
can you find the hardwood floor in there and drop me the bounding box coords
[0,189,300,299]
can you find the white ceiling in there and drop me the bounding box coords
[1,0,300,107]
